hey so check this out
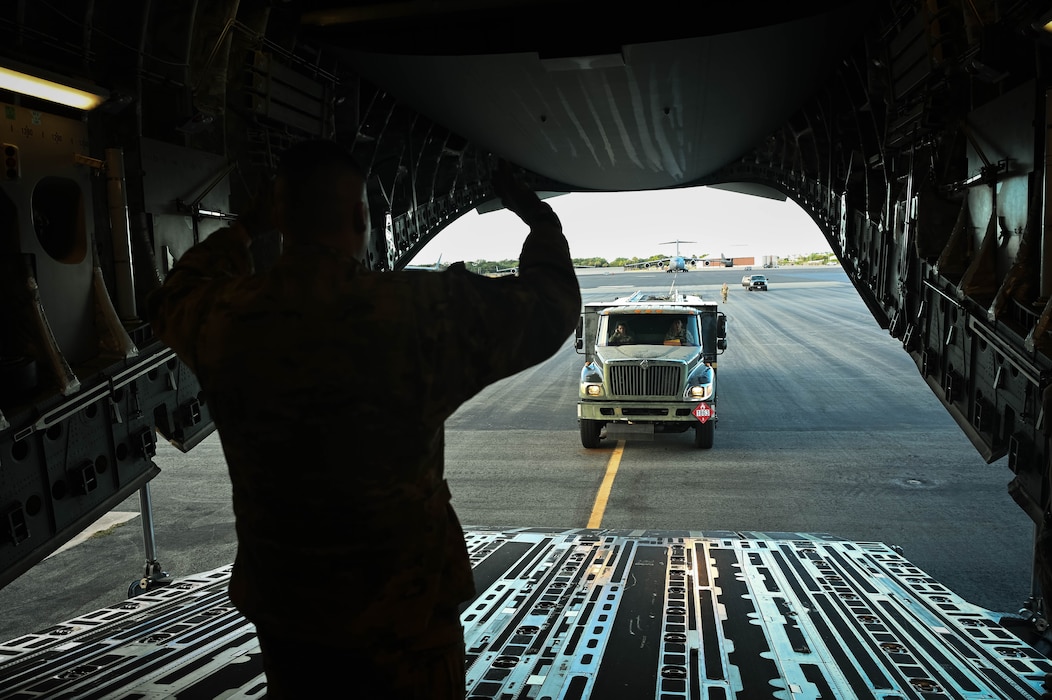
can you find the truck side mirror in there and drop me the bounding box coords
[575,317,584,353]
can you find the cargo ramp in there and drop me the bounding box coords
[0,528,1048,698]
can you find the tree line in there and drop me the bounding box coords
[429,252,836,275]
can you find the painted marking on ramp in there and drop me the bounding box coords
[587,440,625,528]
[46,512,140,559]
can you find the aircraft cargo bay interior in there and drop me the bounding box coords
[2,1,1052,697]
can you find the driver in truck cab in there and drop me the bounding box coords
[608,322,635,345]
[665,318,687,344]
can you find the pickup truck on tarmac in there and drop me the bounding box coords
[741,273,769,291]
[575,290,727,448]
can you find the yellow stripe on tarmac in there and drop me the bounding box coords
[587,440,625,528]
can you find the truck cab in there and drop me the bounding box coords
[575,291,727,448]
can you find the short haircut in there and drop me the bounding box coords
[275,139,366,241]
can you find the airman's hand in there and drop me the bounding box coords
[492,160,551,224]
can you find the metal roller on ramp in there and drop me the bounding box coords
[0,529,1047,698]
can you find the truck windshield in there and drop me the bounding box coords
[600,314,699,347]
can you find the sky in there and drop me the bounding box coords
[408,185,832,264]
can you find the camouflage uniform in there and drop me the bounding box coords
[148,203,580,695]
[665,321,687,343]
[608,325,634,345]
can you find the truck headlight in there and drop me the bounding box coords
[686,383,712,400]
[684,366,714,401]
[580,361,604,398]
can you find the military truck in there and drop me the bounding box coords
[575,290,727,448]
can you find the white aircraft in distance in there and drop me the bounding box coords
[623,240,696,272]
[697,252,735,267]
[614,242,690,271]
[623,240,732,272]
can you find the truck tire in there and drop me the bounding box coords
[580,419,603,448]
[694,421,714,449]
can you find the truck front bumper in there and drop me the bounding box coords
[577,401,712,423]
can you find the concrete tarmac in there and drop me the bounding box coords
[0,265,1034,643]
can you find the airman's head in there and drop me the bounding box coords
[273,139,371,262]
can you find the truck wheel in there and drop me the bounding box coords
[580,420,603,448]
[694,421,714,449]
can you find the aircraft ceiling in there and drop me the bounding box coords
[298,1,870,190]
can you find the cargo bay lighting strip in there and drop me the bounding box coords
[0,62,108,111]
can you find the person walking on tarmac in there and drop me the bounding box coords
[721,281,729,303]
[147,140,581,699]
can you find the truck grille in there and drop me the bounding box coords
[608,363,682,397]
